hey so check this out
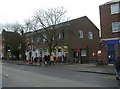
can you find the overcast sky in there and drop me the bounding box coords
[0,0,110,29]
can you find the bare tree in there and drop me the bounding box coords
[24,19,33,32]
[24,19,40,33]
[4,23,24,34]
[0,24,3,33]
[34,6,68,55]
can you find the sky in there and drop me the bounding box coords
[0,0,110,30]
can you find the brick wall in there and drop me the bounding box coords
[0,34,2,53]
[100,2,120,39]
[25,16,100,63]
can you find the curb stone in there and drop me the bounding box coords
[77,70,115,75]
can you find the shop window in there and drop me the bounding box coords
[73,51,79,58]
[58,48,62,52]
[81,50,87,56]
[107,44,115,50]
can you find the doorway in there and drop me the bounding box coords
[107,44,115,63]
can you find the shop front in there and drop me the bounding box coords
[25,45,68,62]
[70,47,89,64]
[106,40,120,63]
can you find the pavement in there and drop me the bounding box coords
[64,63,116,75]
[1,60,116,75]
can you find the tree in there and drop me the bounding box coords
[0,24,3,33]
[24,19,40,33]
[4,22,24,34]
[34,7,68,56]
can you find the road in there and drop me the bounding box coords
[2,62,120,87]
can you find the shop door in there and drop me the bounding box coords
[107,44,115,63]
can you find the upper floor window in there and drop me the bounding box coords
[43,34,47,44]
[52,35,55,40]
[88,32,93,39]
[31,37,33,43]
[78,30,83,38]
[59,32,64,39]
[37,36,40,43]
[112,22,120,33]
[111,3,120,14]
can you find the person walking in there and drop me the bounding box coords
[39,55,43,66]
[62,55,64,63]
[50,55,54,65]
[115,57,120,80]
[44,55,48,66]
[64,53,68,63]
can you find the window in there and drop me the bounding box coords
[31,37,33,43]
[61,32,64,39]
[111,3,120,14]
[59,32,64,39]
[78,30,83,38]
[112,22,120,33]
[107,44,115,50]
[37,36,40,43]
[43,35,47,44]
[59,34,61,39]
[52,35,55,40]
[88,32,93,39]
[81,50,87,56]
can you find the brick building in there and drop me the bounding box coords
[2,30,25,60]
[99,0,120,63]
[0,34,2,57]
[25,16,100,63]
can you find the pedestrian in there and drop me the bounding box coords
[62,55,64,63]
[115,57,120,80]
[50,55,54,65]
[39,55,43,66]
[54,55,56,63]
[47,55,50,65]
[64,53,68,63]
[25,55,27,62]
[44,55,48,66]
[34,56,38,63]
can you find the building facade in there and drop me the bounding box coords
[2,30,25,60]
[0,34,2,58]
[25,16,100,63]
[99,0,120,63]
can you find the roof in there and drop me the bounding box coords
[102,0,120,5]
[65,16,99,30]
[25,16,99,35]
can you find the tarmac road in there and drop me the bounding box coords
[2,62,120,87]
